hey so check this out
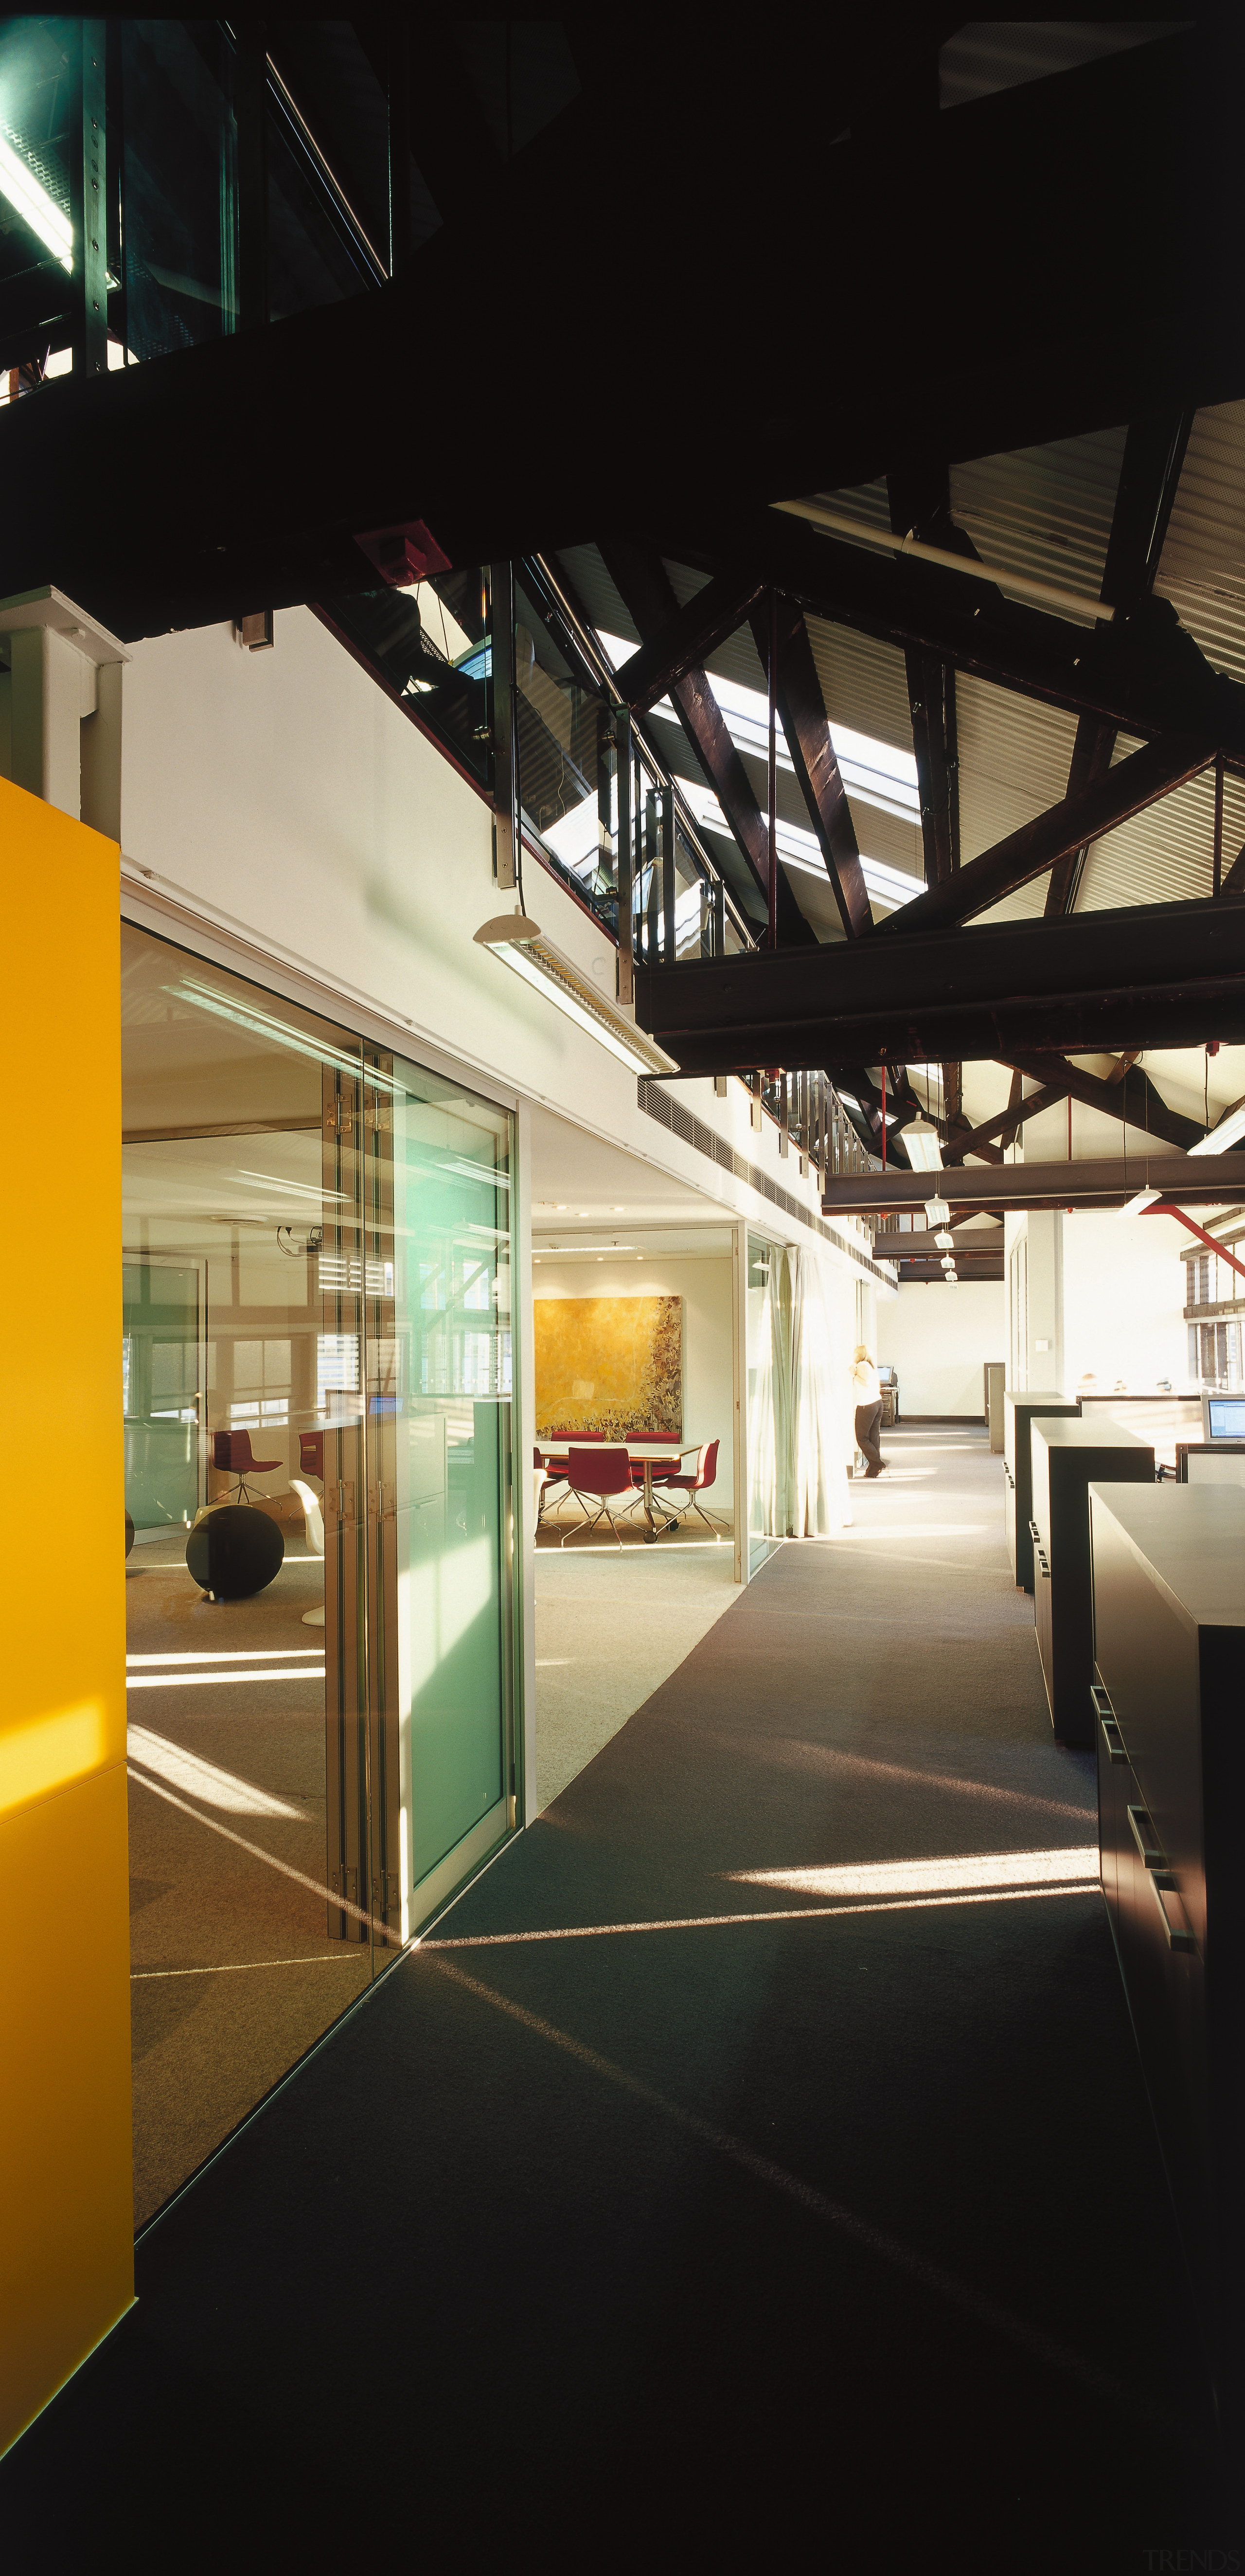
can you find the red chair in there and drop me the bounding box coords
[299,1431,325,1481]
[212,1428,282,1503]
[652,1439,724,1538]
[562,1445,636,1548]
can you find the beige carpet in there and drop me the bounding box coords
[534,1536,739,1810]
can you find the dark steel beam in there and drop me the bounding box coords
[1045,411,1193,919]
[751,596,872,940]
[633,895,1245,1069]
[882,734,1211,937]
[1042,717,1115,921]
[600,537,813,947]
[662,507,1245,763]
[999,1066,1025,1151]
[999,1050,1203,1153]
[613,572,765,714]
[887,469,964,1123]
[943,1110,1001,1165]
[945,1080,1068,1163]
[821,1152,1245,1219]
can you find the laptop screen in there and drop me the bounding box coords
[1207,1398,1245,1441]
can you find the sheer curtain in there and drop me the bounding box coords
[751,1247,855,1539]
[781,1248,854,1536]
[747,1247,778,1544]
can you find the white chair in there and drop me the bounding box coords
[291,1477,325,1628]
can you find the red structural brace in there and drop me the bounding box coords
[1144,1203,1245,1286]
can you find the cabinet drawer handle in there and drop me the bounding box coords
[1092,1684,1127,1764]
[1127,1804,1165,1871]
[1150,1870,1196,1953]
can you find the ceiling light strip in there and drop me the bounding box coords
[475,917,679,1076]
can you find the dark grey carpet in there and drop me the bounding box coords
[3,1431,1234,2567]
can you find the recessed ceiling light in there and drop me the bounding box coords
[556,1203,567,1210]
[578,1209,589,1216]
[613,1205,624,1211]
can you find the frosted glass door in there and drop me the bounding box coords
[362,1051,514,1939]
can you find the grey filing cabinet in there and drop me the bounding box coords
[1030,1416,1154,1745]
[1090,1483,1245,2449]
[1003,1391,1079,1591]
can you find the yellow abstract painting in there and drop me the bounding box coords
[534,1296,682,1440]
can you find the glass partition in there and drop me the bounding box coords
[122,922,515,2224]
[363,1052,513,1937]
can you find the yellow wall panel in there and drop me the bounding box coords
[0,777,131,2456]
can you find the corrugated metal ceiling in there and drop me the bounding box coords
[950,427,1124,615]
[558,392,1245,946]
[1080,743,1245,913]
[1155,400,1245,686]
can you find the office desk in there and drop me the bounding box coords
[1090,1483,1245,2451]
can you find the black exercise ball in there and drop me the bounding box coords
[186,1504,284,1601]
[124,1512,135,1559]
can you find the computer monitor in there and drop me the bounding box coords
[1202,1392,1245,1442]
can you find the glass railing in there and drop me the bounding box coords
[318,569,494,792]
[316,554,749,964]
[753,1070,879,1191]
[0,18,388,397]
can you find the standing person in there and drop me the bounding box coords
[851,1343,887,1478]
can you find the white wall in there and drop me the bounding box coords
[117,609,882,1285]
[1061,1210,1191,1392]
[531,1254,734,1507]
[876,1279,1006,1417]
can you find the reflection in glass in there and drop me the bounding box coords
[121,20,240,359]
[121,923,516,2224]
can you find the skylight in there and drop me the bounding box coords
[596,631,919,825]
[670,777,922,914]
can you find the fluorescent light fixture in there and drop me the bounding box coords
[1118,1188,1162,1217]
[934,1229,954,1250]
[0,133,72,270]
[926,1196,951,1227]
[473,914,679,1077]
[903,1116,943,1171]
[1188,1103,1245,1157]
